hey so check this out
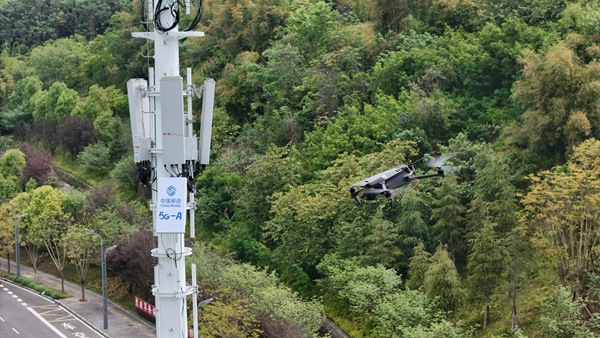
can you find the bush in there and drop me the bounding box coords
[77,142,111,175]
[4,274,69,299]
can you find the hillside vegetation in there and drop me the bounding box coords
[1,0,600,336]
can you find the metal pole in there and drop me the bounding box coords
[83,230,108,330]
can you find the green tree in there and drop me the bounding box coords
[468,150,517,234]
[0,203,15,272]
[373,289,470,338]
[406,241,431,291]
[77,142,111,175]
[191,243,323,336]
[28,185,68,292]
[539,286,598,338]
[395,189,430,266]
[430,176,466,265]
[362,210,402,268]
[423,245,465,312]
[199,294,262,338]
[467,219,507,329]
[65,227,97,301]
[520,139,600,290]
[7,76,43,112]
[265,181,339,270]
[1,148,25,180]
[510,41,600,167]
[31,82,80,122]
[26,37,89,91]
[9,191,43,275]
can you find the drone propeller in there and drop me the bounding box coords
[389,179,419,200]
[425,152,461,169]
[439,165,458,173]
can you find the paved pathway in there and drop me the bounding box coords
[0,258,156,338]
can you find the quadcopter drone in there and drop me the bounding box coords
[349,153,459,204]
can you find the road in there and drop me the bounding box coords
[0,279,105,338]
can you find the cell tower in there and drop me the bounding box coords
[127,0,214,337]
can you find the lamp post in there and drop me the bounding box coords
[82,230,109,330]
[0,199,26,278]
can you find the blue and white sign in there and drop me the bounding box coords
[156,177,187,233]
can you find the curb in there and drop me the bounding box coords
[56,299,112,338]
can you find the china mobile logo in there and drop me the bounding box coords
[166,185,177,196]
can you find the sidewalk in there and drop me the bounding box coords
[0,258,156,338]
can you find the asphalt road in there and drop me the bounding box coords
[0,279,104,338]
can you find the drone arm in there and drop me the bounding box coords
[412,171,445,180]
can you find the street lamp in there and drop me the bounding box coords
[82,229,109,330]
[0,199,26,278]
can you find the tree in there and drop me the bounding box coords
[423,245,465,312]
[199,294,262,338]
[362,210,402,268]
[19,143,53,185]
[107,229,155,298]
[430,176,466,265]
[0,203,14,272]
[28,185,68,292]
[468,150,517,234]
[26,37,89,91]
[372,289,470,338]
[467,219,507,329]
[520,139,600,290]
[191,243,323,336]
[31,82,80,122]
[10,191,41,275]
[57,115,97,159]
[395,189,430,266]
[77,142,111,175]
[65,227,97,301]
[406,241,431,291]
[509,41,600,167]
[0,148,26,178]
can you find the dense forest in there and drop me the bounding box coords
[0,0,599,336]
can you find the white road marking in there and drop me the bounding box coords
[27,307,69,338]
[0,316,4,321]
[22,303,28,306]
[12,327,20,334]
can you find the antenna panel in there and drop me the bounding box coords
[160,76,186,165]
[199,79,215,165]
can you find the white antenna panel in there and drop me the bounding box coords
[199,79,215,165]
[127,79,151,139]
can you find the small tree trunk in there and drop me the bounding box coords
[60,271,65,293]
[511,299,518,331]
[7,253,10,274]
[80,279,86,301]
[484,303,489,329]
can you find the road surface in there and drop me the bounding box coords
[0,279,104,338]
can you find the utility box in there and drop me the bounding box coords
[160,76,186,165]
[185,136,198,161]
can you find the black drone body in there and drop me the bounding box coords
[349,153,458,204]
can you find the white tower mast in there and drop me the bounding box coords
[127,1,214,337]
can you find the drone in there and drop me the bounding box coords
[349,153,459,204]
